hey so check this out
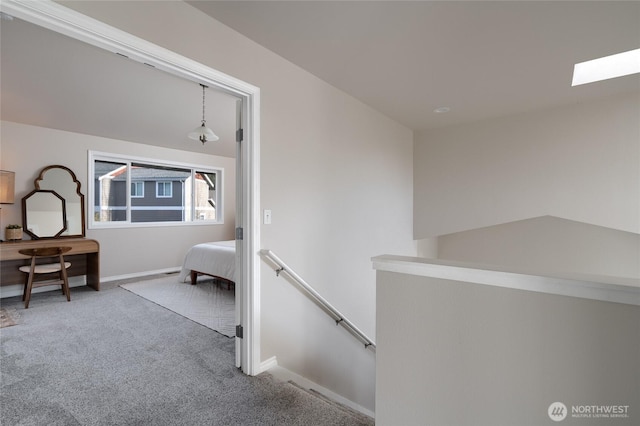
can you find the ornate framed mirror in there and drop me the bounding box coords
[22,165,85,239]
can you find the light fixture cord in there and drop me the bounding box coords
[201,84,207,124]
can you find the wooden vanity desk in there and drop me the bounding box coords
[1,238,100,290]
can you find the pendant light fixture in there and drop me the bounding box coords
[188,83,219,144]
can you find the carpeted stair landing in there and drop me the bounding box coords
[0,284,373,425]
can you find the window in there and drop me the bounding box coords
[89,151,223,227]
[156,181,172,198]
[131,181,144,198]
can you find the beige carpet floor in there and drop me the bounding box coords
[120,274,235,337]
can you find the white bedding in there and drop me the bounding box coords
[178,240,236,283]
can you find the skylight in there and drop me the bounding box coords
[572,48,640,86]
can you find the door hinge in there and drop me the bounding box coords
[236,227,244,240]
[236,128,244,142]
[236,325,243,339]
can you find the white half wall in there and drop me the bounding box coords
[438,216,640,279]
[414,92,640,239]
[0,121,236,278]
[375,266,639,426]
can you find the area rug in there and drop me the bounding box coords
[120,275,235,337]
[0,307,17,328]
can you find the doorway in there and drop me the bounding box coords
[0,1,261,375]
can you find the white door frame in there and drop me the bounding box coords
[1,0,262,375]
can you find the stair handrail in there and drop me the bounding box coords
[260,249,376,351]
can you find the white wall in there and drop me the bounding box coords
[0,121,236,278]
[437,216,640,279]
[414,92,640,239]
[55,1,416,412]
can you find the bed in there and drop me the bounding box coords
[178,240,236,289]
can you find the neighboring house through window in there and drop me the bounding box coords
[89,151,223,227]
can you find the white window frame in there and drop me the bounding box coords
[89,151,224,229]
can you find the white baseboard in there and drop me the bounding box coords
[0,276,86,299]
[100,267,181,283]
[263,361,375,419]
[259,356,278,373]
[0,267,181,299]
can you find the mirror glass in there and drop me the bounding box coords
[22,165,85,239]
[23,190,67,238]
[37,166,84,236]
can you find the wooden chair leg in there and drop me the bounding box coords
[59,271,67,296]
[24,260,36,309]
[190,270,198,285]
[63,277,70,301]
[22,273,29,301]
[59,254,70,302]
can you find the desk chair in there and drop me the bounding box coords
[18,247,72,309]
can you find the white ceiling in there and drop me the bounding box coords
[1,14,239,157]
[191,0,640,131]
[1,1,639,156]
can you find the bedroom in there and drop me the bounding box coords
[1,5,247,354]
[2,0,638,420]
[0,2,246,358]
[0,13,240,278]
